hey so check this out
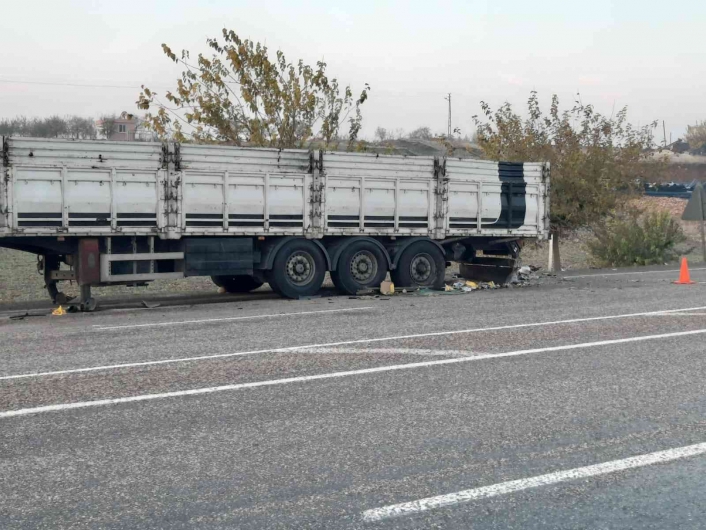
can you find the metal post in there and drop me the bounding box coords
[445,93,452,139]
[699,192,706,262]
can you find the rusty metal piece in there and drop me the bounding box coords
[459,257,517,284]
[77,238,100,285]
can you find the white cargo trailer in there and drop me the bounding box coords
[0,137,549,309]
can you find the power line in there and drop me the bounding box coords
[0,78,168,90]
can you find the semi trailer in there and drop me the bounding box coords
[0,137,550,310]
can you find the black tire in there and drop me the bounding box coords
[391,240,446,290]
[331,240,388,295]
[211,275,264,293]
[267,240,326,299]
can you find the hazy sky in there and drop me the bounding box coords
[1,0,704,141]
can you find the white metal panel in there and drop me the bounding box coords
[179,144,311,174]
[6,137,164,169]
[324,175,433,235]
[1,137,549,241]
[113,170,162,230]
[11,165,163,234]
[180,169,310,235]
[64,170,112,214]
[14,167,63,217]
[324,151,435,179]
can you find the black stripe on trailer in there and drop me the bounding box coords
[494,162,527,229]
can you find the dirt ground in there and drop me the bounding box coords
[1,197,701,304]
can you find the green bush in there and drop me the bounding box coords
[587,211,686,267]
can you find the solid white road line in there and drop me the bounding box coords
[3,305,706,381]
[0,306,706,381]
[2,327,706,418]
[298,347,482,357]
[92,306,375,330]
[565,267,706,279]
[651,312,706,316]
[362,441,706,522]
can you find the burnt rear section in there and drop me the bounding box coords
[495,162,527,229]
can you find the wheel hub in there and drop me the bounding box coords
[410,254,433,283]
[350,251,377,283]
[286,252,314,285]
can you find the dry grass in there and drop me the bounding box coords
[0,247,218,304]
[521,196,703,271]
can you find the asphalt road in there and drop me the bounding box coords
[2,266,706,529]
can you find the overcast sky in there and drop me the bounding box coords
[1,0,704,141]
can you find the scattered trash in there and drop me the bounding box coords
[217,286,227,294]
[141,301,161,309]
[51,305,66,316]
[443,278,505,294]
[379,281,395,295]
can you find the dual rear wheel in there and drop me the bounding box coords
[333,239,445,294]
[331,241,388,295]
[211,239,446,299]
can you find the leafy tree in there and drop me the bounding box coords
[67,116,97,139]
[685,121,706,153]
[98,114,118,138]
[137,28,370,149]
[1,115,96,139]
[408,126,432,140]
[39,116,68,138]
[472,91,662,269]
[0,116,29,136]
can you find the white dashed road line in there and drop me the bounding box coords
[3,305,706,381]
[2,327,706,418]
[92,306,375,330]
[362,442,706,522]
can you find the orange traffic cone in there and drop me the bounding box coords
[674,257,696,285]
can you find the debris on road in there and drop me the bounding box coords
[51,305,66,316]
[379,281,395,295]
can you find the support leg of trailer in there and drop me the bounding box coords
[42,255,71,305]
[78,284,96,312]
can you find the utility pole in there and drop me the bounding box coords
[445,93,452,139]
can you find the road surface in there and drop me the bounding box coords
[2,266,706,528]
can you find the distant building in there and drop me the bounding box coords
[96,113,156,142]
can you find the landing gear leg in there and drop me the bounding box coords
[41,255,71,305]
[78,284,96,312]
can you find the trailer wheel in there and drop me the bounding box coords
[391,240,445,290]
[266,240,326,299]
[211,275,264,293]
[331,241,388,295]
